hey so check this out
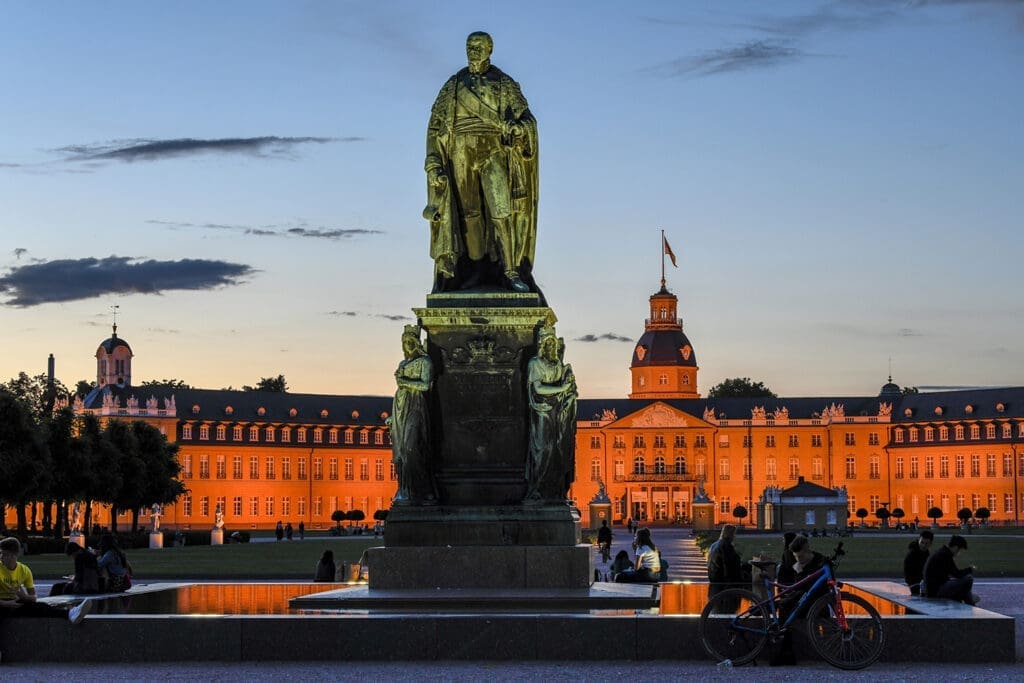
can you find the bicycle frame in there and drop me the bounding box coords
[759,562,848,632]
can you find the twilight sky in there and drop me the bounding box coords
[2,0,1022,399]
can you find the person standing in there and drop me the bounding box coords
[285,522,293,541]
[922,535,978,604]
[298,521,305,541]
[706,524,744,599]
[275,521,284,542]
[903,529,934,595]
[597,520,612,563]
[424,31,539,295]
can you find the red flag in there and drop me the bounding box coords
[663,235,678,268]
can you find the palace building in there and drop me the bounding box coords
[11,280,1021,532]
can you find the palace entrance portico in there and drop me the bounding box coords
[624,479,695,523]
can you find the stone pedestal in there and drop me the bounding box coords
[210,529,224,545]
[373,293,585,590]
[149,531,164,549]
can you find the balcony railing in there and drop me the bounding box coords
[623,472,697,482]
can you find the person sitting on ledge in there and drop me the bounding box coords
[0,537,92,624]
[49,541,100,596]
[609,550,632,582]
[922,534,979,605]
[903,529,933,596]
[314,549,336,582]
[613,528,660,583]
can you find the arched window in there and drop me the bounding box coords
[654,456,666,474]
[674,456,687,475]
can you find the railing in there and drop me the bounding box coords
[623,473,697,482]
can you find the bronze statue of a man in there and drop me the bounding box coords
[424,31,539,296]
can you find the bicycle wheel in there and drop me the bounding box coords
[806,590,885,670]
[698,588,769,665]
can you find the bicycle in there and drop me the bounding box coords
[698,542,884,670]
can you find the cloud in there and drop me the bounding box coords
[13,248,27,260]
[575,333,634,343]
[55,136,357,163]
[0,256,255,307]
[148,219,383,240]
[324,310,411,321]
[650,40,811,78]
[897,328,926,337]
[0,162,23,168]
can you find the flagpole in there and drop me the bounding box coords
[660,228,666,290]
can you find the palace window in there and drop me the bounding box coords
[765,457,777,481]
[183,496,192,517]
[1006,494,1014,514]
[924,457,934,478]
[971,454,980,477]
[360,459,369,481]
[955,455,965,478]
[281,427,290,443]
[233,426,243,441]
[939,426,948,441]
[182,425,193,440]
[199,425,210,441]
[743,460,752,481]
[297,458,307,480]
[925,495,934,513]
[282,457,291,480]
[719,458,729,480]
[282,497,290,517]
[376,458,385,480]
[941,494,950,514]
[182,454,193,479]
[313,429,323,444]
[314,497,323,517]
[970,425,980,439]
[674,435,686,448]
[390,462,396,480]
[345,458,353,480]
[674,456,687,475]
[633,456,646,475]
[909,429,918,443]
[614,459,624,479]
[249,426,259,441]
[654,456,666,475]
[844,433,855,446]
[743,434,752,448]
[940,455,949,478]
[789,457,799,480]
[633,435,645,448]
[987,454,997,477]
[869,457,880,479]
[989,493,998,511]
[659,374,669,385]
[845,456,856,479]
[1003,423,1012,439]
[696,457,706,478]
[911,495,919,515]
[812,457,823,481]
[910,457,919,479]
[590,459,601,481]
[232,456,242,479]
[232,496,242,517]
[265,457,275,480]
[719,498,730,515]
[313,457,322,480]
[811,434,823,448]
[345,429,354,444]
[374,431,384,445]
[869,495,880,513]
[297,428,307,443]
[955,425,964,440]
[360,430,369,444]
[265,497,274,517]
[329,458,339,481]
[297,497,306,516]
[895,457,904,479]
[216,425,226,441]
[329,429,338,444]
[788,435,799,448]
[868,432,879,446]
[263,427,273,443]
[199,455,209,479]
[956,493,965,511]
[590,436,601,449]
[972,493,981,512]
[654,434,666,448]
[694,435,707,448]
[986,424,996,439]
[215,455,226,479]
[614,435,626,448]
[894,430,904,444]
[765,435,776,448]
[249,497,259,517]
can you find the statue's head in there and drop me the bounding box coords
[537,326,559,360]
[402,325,424,358]
[466,31,493,73]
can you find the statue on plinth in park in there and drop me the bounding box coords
[424,30,539,295]
[390,325,437,505]
[150,504,162,532]
[525,327,577,502]
[214,504,224,530]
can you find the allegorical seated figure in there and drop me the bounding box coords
[424,31,540,297]
[390,325,437,505]
[525,327,577,502]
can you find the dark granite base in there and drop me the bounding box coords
[365,544,593,589]
[384,504,580,546]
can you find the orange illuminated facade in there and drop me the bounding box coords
[7,282,1021,533]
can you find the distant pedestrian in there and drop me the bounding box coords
[298,521,305,540]
[275,521,284,542]
[597,520,612,563]
[285,522,293,541]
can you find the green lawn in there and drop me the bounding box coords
[22,539,381,580]
[733,534,1024,578]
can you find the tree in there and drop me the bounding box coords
[0,389,49,534]
[927,506,943,527]
[373,509,389,521]
[901,386,920,395]
[957,507,973,526]
[79,414,123,533]
[74,379,95,398]
[244,375,288,392]
[45,408,93,538]
[3,371,70,422]
[731,504,748,525]
[855,507,869,527]
[891,507,906,525]
[140,379,191,390]
[707,377,776,398]
[874,507,892,528]
[347,509,366,527]
[974,507,991,526]
[131,421,185,522]
[331,509,346,531]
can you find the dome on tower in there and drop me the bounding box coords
[879,377,901,398]
[98,333,132,355]
[631,328,697,368]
